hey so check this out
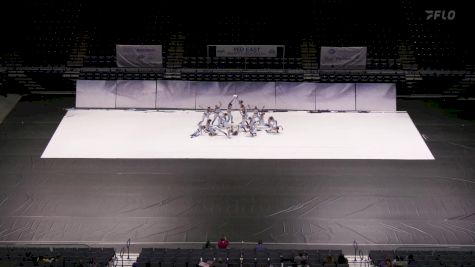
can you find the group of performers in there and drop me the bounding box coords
[190,95,282,138]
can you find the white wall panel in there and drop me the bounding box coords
[275,82,316,110]
[356,83,396,111]
[194,81,235,109]
[316,83,356,111]
[116,80,156,108]
[156,80,195,109]
[76,80,117,108]
[234,81,276,110]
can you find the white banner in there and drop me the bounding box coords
[320,47,367,70]
[116,45,162,67]
[213,45,283,57]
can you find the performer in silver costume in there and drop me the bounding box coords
[190,121,206,138]
[191,94,283,138]
[211,102,222,125]
[247,116,258,137]
[265,116,282,133]
[239,104,248,133]
[199,106,213,124]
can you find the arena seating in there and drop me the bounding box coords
[0,247,115,267]
[0,0,474,99]
[369,249,475,267]
[135,248,346,267]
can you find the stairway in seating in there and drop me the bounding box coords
[447,73,475,99]
[166,32,185,69]
[404,71,423,96]
[5,53,45,92]
[67,31,90,67]
[397,40,418,71]
[300,38,318,70]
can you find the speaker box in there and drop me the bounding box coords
[208,46,216,57]
[277,47,284,58]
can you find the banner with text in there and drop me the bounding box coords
[320,47,367,70]
[116,45,163,67]
[212,45,283,57]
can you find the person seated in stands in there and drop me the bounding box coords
[392,256,408,267]
[203,240,216,249]
[323,255,335,267]
[407,255,416,267]
[23,251,35,262]
[217,236,229,249]
[255,240,265,252]
[294,252,308,266]
[337,254,348,264]
[199,259,214,267]
[37,255,55,264]
[213,258,227,267]
[379,258,393,267]
[88,257,97,267]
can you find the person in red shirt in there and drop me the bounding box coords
[217,236,229,249]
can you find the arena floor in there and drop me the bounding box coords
[0,96,474,252]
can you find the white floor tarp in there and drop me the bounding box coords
[41,109,434,159]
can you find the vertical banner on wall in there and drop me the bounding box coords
[209,45,284,58]
[320,47,367,70]
[116,45,163,67]
[76,80,117,108]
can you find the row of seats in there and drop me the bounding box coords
[0,247,115,267]
[136,248,346,267]
[369,250,475,267]
[182,57,302,70]
[4,0,473,70]
[181,73,304,82]
[319,73,404,83]
[79,72,164,80]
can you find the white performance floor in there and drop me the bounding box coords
[41,109,434,159]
